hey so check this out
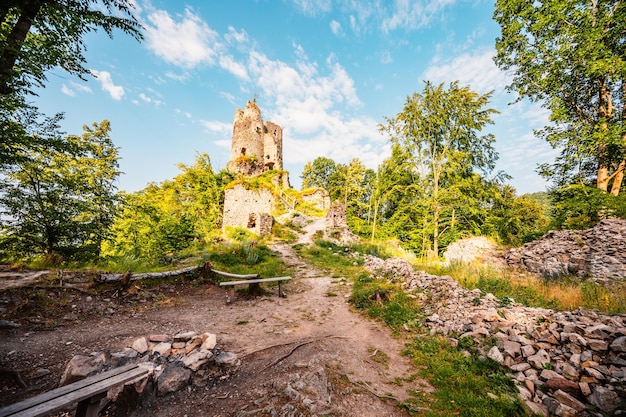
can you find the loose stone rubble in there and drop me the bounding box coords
[59,331,237,410]
[363,255,626,416]
[505,219,626,284]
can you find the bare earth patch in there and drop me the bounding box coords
[0,243,431,416]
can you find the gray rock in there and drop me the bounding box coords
[553,389,586,412]
[215,352,238,366]
[59,354,105,386]
[527,349,551,369]
[152,342,172,357]
[589,386,620,413]
[157,365,190,396]
[131,337,149,354]
[610,335,626,352]
[487,346,504,363]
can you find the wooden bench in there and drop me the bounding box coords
[0,363,150,417]
[219,276,292,302]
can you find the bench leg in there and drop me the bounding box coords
[278,281,285,298]
[76,393,106,417]
[227,287,234,303]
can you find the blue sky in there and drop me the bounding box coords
[33,0,558,194]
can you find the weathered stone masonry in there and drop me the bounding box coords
[226,101,283,176]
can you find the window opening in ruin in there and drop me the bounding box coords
[266,155,270,159]
[241,147,246,155]
[247,213,257,228]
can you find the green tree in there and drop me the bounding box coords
[103,153,224,260]
[494,0,626,196]
[0,120,121,262]
[0,0,142,97]
[301,157,338,191]
[380,81,501,257]
[66,120,120,257]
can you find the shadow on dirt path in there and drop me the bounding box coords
[0,241,432,416]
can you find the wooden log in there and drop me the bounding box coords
[96,264,256,283]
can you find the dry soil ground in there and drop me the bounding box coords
[0,239,432,416]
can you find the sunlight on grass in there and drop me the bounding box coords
[421,260,626,314]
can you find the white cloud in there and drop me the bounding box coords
[91,70,125,100]
[242,45,388,169]
[144,8,220,69]
[200,120,232,134]
[291,0,332,16]
[421,49,508,94]
[225,26,248,44]
[138,92,163,106]
[220,91,236,105]
[381,0,456,32]
[219,55,249,81]
[330,20,342,36]
[61,84,75,96]
[379,50,393,64]
[61,81,92,96]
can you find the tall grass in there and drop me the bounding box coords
[424,261,626,314]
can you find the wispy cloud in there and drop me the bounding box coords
[422,49,508,94]
[138,92,163,106]
[143,8,220,69]
[91,70,125,100]
[219,55,249,81]
[245,45,387,168]
[199,120,232,134]
[290,0,332,16]
[225,26,248,44]
[381,0,457,32]
[330,20,342,36]
[61,81,93,97]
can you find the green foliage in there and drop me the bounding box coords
[103,153,224,261]
[549,184,626,229]
[379,81,504,257]
[0,0,142,99]
[204,241,290,278]
[494,0,626,196]
[402,336,525,417]
[0,120,121,263]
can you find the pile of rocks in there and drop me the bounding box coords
[505,219,626,284]
[60,331,238,406]
[364,256,626,416]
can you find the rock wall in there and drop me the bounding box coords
[505,219,626,283]
[363,255,626,416]
[226,101,283,176]
[222,184,274,236]
[59,330,237,410]
[325,202,358,244]
[301,188,331,211]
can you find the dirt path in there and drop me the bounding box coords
[0,242,430,416]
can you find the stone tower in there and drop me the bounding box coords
[226,101,283,176]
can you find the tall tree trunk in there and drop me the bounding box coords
[596,77,612,191]
[610,158,625,196]
[0,0,42,94]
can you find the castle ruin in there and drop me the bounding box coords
[222,101,287,236]
[226,101,283,176]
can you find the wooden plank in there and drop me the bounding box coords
[0,364,148,417]
[219,276,292,286]
[211,269,259,279]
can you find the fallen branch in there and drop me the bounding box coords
[258,335,347,372]
[96,263,214,283]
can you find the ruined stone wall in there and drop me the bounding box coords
[505,218,626,284]
[263,121,283,171]
[227,101,284,177]
[229,103,264,164]
[222,184,274,235]
[301,188,331,211]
